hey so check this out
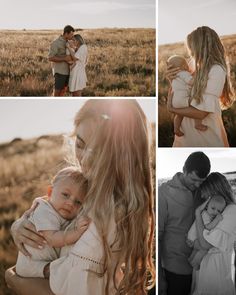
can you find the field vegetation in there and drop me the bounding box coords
[0,28,155,96]
[0,125,155,295]
[158,34,236,147]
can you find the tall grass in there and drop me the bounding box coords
[0,29,155,96]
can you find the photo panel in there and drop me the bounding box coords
[158,0,236,147]
[0,0,156,97]
[158,147,236,294]
[0,98,156,295]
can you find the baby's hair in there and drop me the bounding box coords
[167,55,189,70]
[51,166,88,194]
[186,26,235,108]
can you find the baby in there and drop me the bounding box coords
[15,166,90,278]
[167,55,208,136]
[66,39,77,70]
[187,195,226,270]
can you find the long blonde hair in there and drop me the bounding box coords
[187,26,235,108]
[73,99,155,294]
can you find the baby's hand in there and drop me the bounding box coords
[215,214,223,221]
[75,216,91,234]
[186,239,194,248]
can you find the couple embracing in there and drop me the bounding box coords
[159,151,236,295]
[48,25,88,97]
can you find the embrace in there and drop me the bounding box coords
[166,26,235,147]
[5,100,155,295]
[159,151,236,295]
[48,25,88,97]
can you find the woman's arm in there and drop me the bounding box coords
[11,217,47,256]
[167,91,209,120]
[5,267,54,295]
[195,201,213,250]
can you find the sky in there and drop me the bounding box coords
[0,98,156,144]
[159,0,236,44]
[158,148,236,178]
[0,0,155,29]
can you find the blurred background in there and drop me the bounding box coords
[0,98,156,295]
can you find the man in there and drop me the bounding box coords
[158,151,211,295]
[48,25,75,96]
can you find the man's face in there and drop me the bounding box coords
[65,31,74,40]
[183,171,206,191]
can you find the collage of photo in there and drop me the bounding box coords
[1,0,236,295]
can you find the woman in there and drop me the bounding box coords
[167,26,235,147]
[5,99,155,295]
[67,34,88,96]
[192,172,236,295]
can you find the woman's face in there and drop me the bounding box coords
[75,119,95,174]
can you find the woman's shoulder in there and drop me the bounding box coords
[209,64,226,76]
[223,203,236,214]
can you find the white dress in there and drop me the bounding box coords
[69,44,88,92]
[192,204,236,295]
[15,199,69,277]
[50,218,117,295]
[173,65,229,147]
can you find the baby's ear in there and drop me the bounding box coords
[47,186,53,197]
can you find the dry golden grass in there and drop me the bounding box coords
[0,126,156,295]
[0,28,155,96]
[158,34,236,147]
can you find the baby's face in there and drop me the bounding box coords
[50,177,85,220]
[207,200,225,218]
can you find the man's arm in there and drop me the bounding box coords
[48,55,71,63]
[48,40,71,63]
[158,186,168,295]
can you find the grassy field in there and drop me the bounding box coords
[0,28,155,97]
[158,34,236,147]
[0,125,156,295]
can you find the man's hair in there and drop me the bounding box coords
[63,25,75,35]
[184,151,211,178]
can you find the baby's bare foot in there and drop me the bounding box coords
[195,124,208,131]
[175,129,184,137]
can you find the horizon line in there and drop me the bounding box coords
[0,26,156,31]
[159,32,236,46]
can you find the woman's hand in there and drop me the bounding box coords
[165,65,181,83]
[166,89,174,113]
[195,198,210,217]
[11,217,46,256]
[5,267,54,295]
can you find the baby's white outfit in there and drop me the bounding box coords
[15,198,70,278]
[188,210,211,242]
[171,70,192,108]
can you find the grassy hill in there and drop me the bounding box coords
[0,126,156,295]
[158,34,236,147]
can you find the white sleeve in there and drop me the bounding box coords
[75,45,88,63]
[191,65,226,112]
